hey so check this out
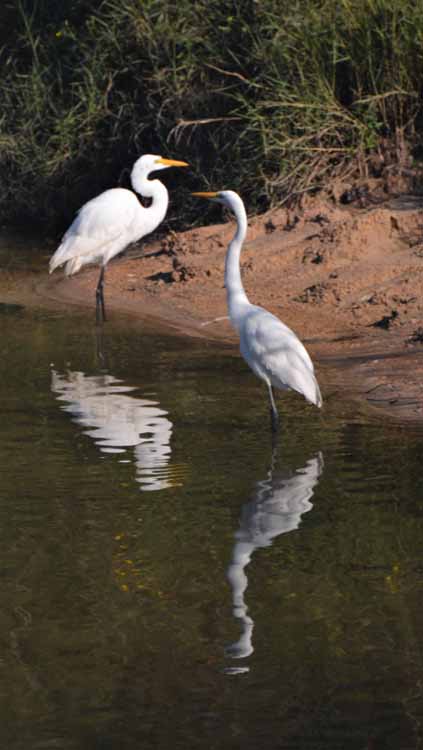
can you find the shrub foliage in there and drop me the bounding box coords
[1,0,423,229]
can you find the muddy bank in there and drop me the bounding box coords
[4,194,423,423]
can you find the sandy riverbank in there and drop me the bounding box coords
[4,193,423,423]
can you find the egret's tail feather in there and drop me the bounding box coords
[49,235,99,276]
[49,254,62,274]
[300,374,323,408]
[49,240,73,275]
[49,252,82,276]
[64,257,84,276]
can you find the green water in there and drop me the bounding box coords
[1,304,423,750]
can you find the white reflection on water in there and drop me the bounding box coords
[51,369,180,491]
[224,452,324,674]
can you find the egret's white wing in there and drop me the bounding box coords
[49,188,140,274]
[241,307,322,406]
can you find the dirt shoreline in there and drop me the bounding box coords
[4,194,423,424]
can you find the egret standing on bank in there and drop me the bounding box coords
[49,154,188,323]
[192,190,322,430]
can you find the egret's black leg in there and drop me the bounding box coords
[96,266,107,324]
[267,383,279,433]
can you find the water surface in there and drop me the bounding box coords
[1,303,423,749]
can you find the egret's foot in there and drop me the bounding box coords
[270,407,279,434]
[267,384,279,434]
[95,329,108,369]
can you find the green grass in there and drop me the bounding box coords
[1,0,423,231]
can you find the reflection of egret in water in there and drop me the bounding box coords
[225,451,324,674]
[51,369,182,491]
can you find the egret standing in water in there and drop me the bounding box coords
[49,154,188,323]
[192,190,322,430]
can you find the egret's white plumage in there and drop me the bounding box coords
[49,154,188,322]
[192,190,322,428]
[51,369,180,492]
[226,452,323,666]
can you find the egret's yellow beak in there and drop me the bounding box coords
[155,157,189,167]
[191,191,219,199]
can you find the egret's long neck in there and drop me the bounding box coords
[131,171,169,232]
[225,201,250,327]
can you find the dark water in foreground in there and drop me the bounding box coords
[1,303,423,750]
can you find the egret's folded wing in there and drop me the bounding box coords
[49,189,139,274]
[243,309,322,406]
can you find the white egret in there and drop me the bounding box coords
[49,154,189,323]
[192,190,322,429]
[225,452,323,669]
[51,369,181,492]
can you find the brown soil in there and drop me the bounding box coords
[24,193,423,423]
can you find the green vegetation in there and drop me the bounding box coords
[1,0,423,230]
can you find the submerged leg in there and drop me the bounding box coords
[270,421,280,460]
[95,327,108,370]
[96,266,107,324]
[267,383,279,433]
